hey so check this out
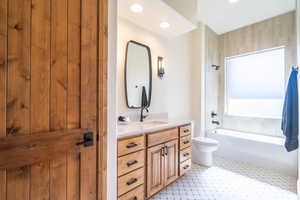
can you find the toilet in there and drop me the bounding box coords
[192,137,219,167]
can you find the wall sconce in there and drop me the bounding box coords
[157,56,165,79]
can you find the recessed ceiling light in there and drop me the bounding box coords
[130,4,143,13]
[229,0,239,3]
[160,22,170,29]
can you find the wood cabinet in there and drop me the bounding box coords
[118,135,145,198]
[146,140,178,197]
[164,140,179,186]
[179,125,192,177]
[146,129,179,198]
[118,185,145,200]
[147,143,165,197]
[117,124,191,200]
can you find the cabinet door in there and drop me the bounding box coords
[164,139,179,186]
[147,144,165,197]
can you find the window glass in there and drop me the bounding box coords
[225,47,285,119]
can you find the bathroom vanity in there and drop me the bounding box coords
[117,121,192,199]
[118,39,193,199]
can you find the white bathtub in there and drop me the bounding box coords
[207,129,298,176]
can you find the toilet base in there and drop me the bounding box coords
[192,151,213,167]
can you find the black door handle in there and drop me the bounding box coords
[76,132,94,147]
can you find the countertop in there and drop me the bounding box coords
[117,119,193,139]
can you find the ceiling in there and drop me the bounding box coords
[198,0,296,35]
[118,0,196,39]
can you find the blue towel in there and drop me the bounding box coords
[281,67,298,152]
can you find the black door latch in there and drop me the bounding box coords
[76,132,94,147]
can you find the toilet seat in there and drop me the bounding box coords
[193,137,219,145]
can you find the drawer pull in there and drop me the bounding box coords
[183,141,189,144]
[164,146,168,156]
[183,129,189,133]
[127,160,138,167]
[183,165,190,170]
[132,197,138,200]
[126,178,138,185]
[161,147,165,157]
[126,143,138,149]
[183,153,190,157]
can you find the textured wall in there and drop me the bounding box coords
[218,11,297,137]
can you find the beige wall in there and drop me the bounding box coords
[204,26,220,132]
[217,11,297,137]
[117,18,201,121]
[108,0,117,199]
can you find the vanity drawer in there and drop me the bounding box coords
[179,125,191,137]
[118,135,145,157]
[118,167,144,196]
[180,159,191,176]
[180,135,191,150]
[147,128,178,147]
[118,150,145,177]
[118,184,144,200]
[180,147,192,163]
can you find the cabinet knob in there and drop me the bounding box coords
[161,147,165,157]
[183,153,189,157]
[183,165,190,170]
[183,129,189,133]
[164,146,168,156]
[183,141,189,144]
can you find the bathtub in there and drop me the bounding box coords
[207,129,298,176]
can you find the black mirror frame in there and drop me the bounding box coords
[125,40,152,109]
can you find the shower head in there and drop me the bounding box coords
[212,65,221,71]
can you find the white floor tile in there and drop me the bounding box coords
[150,157,297,200]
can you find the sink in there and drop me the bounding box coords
[141,120,168,126]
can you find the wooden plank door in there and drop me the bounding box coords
[147,144,165,198]
[0,0,107,199]
[164,140,178,186]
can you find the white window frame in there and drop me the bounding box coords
[224,46,286,119]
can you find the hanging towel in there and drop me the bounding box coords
[141,86,148,108]
[281,67,298,152]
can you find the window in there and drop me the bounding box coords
[225,47,285,119]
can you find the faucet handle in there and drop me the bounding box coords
[143,114,149,119]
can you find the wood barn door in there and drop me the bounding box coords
[0,0,108,199]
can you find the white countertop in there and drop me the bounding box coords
[117,119,193,139]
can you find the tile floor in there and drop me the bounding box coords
[151,157,297,200]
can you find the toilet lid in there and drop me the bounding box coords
[193,137,219,145]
